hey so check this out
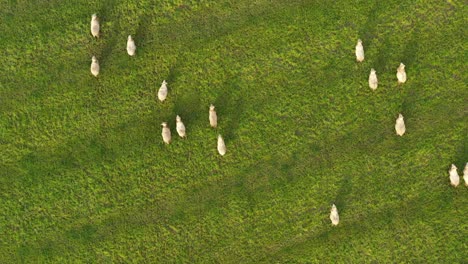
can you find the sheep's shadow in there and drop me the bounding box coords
[134,4,154,54]
[167,56,204,128]
[214,79,246,142]
[358,2,380,51]
[453,138,468,170]
[96,2,121,68]
[399,22,420,68]
[333,173,353,215]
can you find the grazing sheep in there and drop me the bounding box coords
[158,80,168,102]
[161,122,171,144]
[330,204,339,226]
[395,113,406,136]
[90,56,99,77]
[90,14,100,38]
[396,63,407,84]
[209,104,217,128]
[369,68,378,90]
[449,164,460,187]
[176,115,186,138]
[217,135,226,156]
[355,39,364,62]
[463,163,468,186]
[127,35,136,56]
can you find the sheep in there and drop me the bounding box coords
[395,113,406,136]
[158,80,168,102]
[369,68,378,90]
[355,39,364,62]
[330,204,339,226]
[90,14,100,38]
[463,163,468,186]
[161,122,171,144]
[90,56,99,77]
[176,115,186,138]
[217,135,226,156]
[209,104,217,128]
[449,164,460,187]
[396,63,407,84]
[127,35,136,56]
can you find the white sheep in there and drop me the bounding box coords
[449,164,460,187]
[209,104,217,128]
[127,35,136,56]
[369,68,378,90]
[161,122,171,144]
[217,135,226,156]
[90,56,99,77]
[330,204,339,226]
[90,14,100,38]
[176,115,186,138]
[395,113,406,136]
[463,163,468,186]
[355,39,364,62]
[158,80,168,102]
[396,63,407,84]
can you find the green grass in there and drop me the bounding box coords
[1,0,467,262]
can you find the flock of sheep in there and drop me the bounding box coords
[90,14,228,156]
[89,14,466,227]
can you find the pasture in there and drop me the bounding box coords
[0,0,466,262]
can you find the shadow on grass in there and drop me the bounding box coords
[172,91,203,128]
[399,27,420,69]
[397,27,423,117]
[453,139,468,169]
[134,3,155,54]
[14,124,466,261]
[333,174,353,215]
[372,36,393,73]
[214,78,246,142]
[96,0,120,68]
[258,194,446,262]
[358,2,380,51]
[14,145,323,258]
[167,58,205,127]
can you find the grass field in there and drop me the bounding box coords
[1,0,467,262]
